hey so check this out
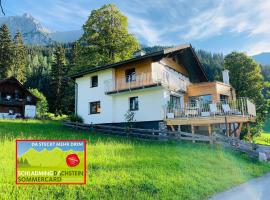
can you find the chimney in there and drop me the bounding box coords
[133,50,146,57]
[222,69,230,84]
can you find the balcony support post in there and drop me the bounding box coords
[191,125,195,143]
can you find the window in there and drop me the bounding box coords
[220,94,229,103]
[91,76,98,87]
[89,101,101,114]
[170,95,181,107]
[129,97,139,111]
[189,95,212,105]
[125,68,136,82]
[26,96,32,102]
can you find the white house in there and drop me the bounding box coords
[70,44,256,135]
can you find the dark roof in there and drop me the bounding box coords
[0,77,39,100]
[69,44,208,82]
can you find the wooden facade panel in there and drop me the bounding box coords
[114,59,152,79]
[114,59,153,90]
[160,58,189,76]
[0,105,23,114]
[216,83,236,101]
[184,82,235,103]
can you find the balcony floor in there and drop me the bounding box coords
[165,115,256,126]
[105,83,161,95]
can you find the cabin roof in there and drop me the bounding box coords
[69,44,209,83]
[0,77,39,100]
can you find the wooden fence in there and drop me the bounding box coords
[63,121,214,143]
[63,121,270,161]
[214,134,259,158]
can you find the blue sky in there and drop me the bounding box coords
[3,0,270,55]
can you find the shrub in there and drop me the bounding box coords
[44,113,68,121]
[69,114,84,123]
[28,88,48,118]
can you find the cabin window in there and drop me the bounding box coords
[26,96,32,102]
[91,76,98,88]
[125,68,136,82]
[189,95,212,105]
[129,97,139,111]
[89,101,101,114]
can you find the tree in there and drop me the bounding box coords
[0,0,5,15]
[29,88,48,118]
[77,4,139,71]
[0,24,13,79]
[9,32,27,83]
[223,52,269,136]
[49,46,67,115]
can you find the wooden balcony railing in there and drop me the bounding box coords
[104,71,188,94]
[0,98,27,106]
[165,97,256,119]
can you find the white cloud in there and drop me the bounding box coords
[126,14,166,46]
[247,41,270,56]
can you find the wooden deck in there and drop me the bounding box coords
[165,115,255,126]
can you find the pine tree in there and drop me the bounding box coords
[49,46,67,115]
[9,32,27,83]
[0,24,13,79]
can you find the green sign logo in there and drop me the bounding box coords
[16,140,86,184]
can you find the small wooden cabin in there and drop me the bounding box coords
[0,77,38,119]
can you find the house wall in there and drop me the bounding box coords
[112,88,168,123]
[0,106,23,114]
[114,59,152,79]
[76,69,114,124]
[76,67,170,124]
[184,81,235,103]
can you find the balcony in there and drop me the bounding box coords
[0,98,27,106]
[165,98,256,125]
[104,71,188,94]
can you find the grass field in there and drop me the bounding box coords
[254,132,270,145]
[1,120,270,200]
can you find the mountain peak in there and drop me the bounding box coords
[0,13,52,45]
[252,52,270,66]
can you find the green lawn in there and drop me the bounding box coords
[254,132,270,145]
[1,120,270,200]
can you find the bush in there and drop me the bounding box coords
[44,113,68,121]
[69,114,84,123]
[29,88,48,118]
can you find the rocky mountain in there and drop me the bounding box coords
[252,53,270,66]
[0,13,53,45]
[50,30,83,43]
[0,13,82,45]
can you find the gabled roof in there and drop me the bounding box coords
[69,44,208,82]
[0,77,39,100]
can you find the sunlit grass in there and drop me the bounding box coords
[254,132,270,145]
[1,120,270,199]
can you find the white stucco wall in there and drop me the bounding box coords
[112,88,168,123]
[76,69,114,124]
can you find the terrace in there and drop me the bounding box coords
[165,98,256,134]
